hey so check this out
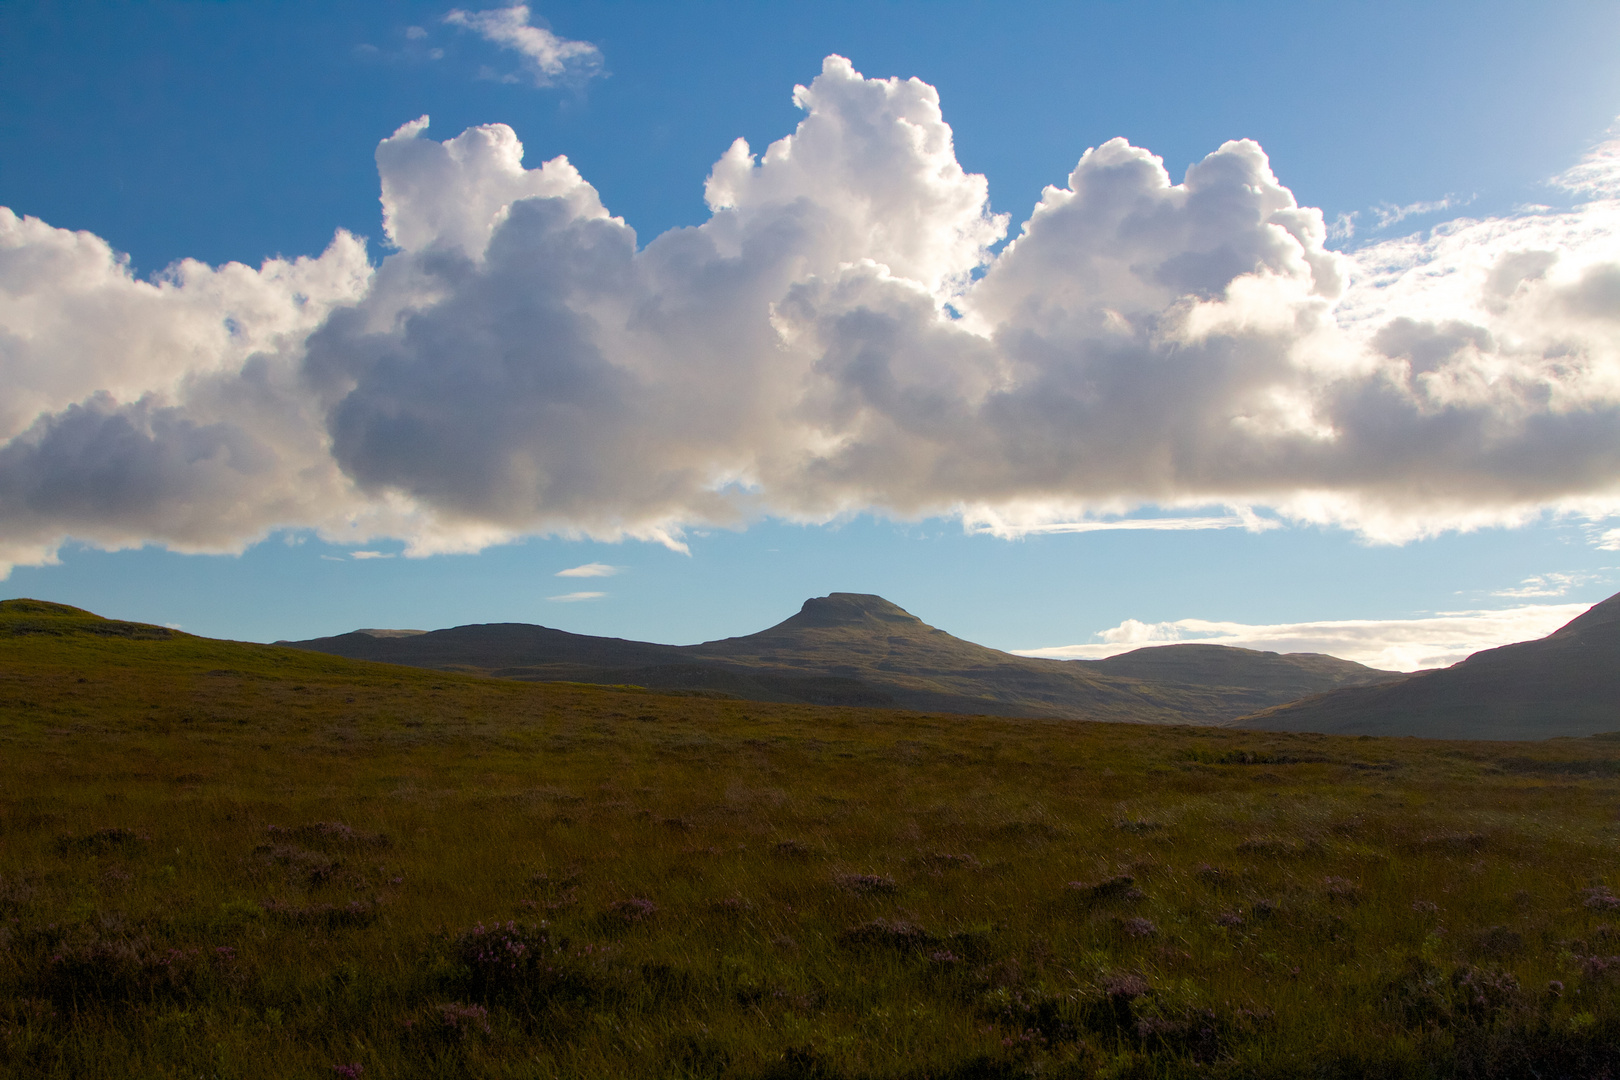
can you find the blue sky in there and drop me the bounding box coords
[2,1,1619,667]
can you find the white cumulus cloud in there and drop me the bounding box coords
[1016,601,1596,672]
[2,57,1620,576]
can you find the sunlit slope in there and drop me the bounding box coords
[0,597,577,728]
[284,593,1401,724]
[1243,591,1620,739]
[0,598,380,682]
[0,596,868,773]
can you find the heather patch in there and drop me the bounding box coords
[18,922,239,1009]
[267,821,389,848]
[254,844,341,889]
[911,851,979,872]
[832,872,897,895]
[1068,874,1138,903]
[836,919,938,951]
[1584,885,1620,910]
[259,898,379,929]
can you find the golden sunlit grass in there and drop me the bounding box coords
[3,599,1620,1078]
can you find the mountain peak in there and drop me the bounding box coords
[789,593,923,629]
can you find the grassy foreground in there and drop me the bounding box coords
[3,600,1620,1078]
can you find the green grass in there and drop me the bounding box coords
[4,598,1620,1078]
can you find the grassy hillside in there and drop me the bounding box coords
[5,598,1620,1078]
[1247,592,1620,740]
[286,593,1400,724]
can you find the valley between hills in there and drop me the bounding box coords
[4,595,1620,1078]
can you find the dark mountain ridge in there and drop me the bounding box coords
[1244,592,1620,739]
[282,592,1403,724]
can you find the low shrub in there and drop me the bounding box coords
[836,919,937,951]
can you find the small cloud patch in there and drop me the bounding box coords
[349,551,393,560]
[1492,572,1597,599]
[556,562,620,578]
[548,591,605,603]
[444,4,602,87]
[1371,195,1466,231]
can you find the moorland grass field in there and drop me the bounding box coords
[3,598,1620,1078]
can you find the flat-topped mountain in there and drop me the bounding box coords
[282,592,1403,724]
[1244,591,1620,739]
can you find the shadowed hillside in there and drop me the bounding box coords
[284,593,1402,724]
[1087,643,1403,698]
[1245,591,1620,739]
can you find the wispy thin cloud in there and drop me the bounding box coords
[547,590,605,602]
[967,511,1279,539]
[1014,602,1595,672]
[353,24,444,63]
[349,550,393,560]
[556,562,620,578]
[1371,195,1466,230]
[443,5,601,86]
[1491,572,1598,598]
[1597,528,1620,552]
[1560,119,1620,198]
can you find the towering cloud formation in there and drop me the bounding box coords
[1,56,1617,575]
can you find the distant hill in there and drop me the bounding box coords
[1243,591,1620,739]
[1087,644,1403,698]
[282,592,1402,724]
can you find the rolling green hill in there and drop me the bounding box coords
[1245,591,1620,739]
[283,592,1402,724]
